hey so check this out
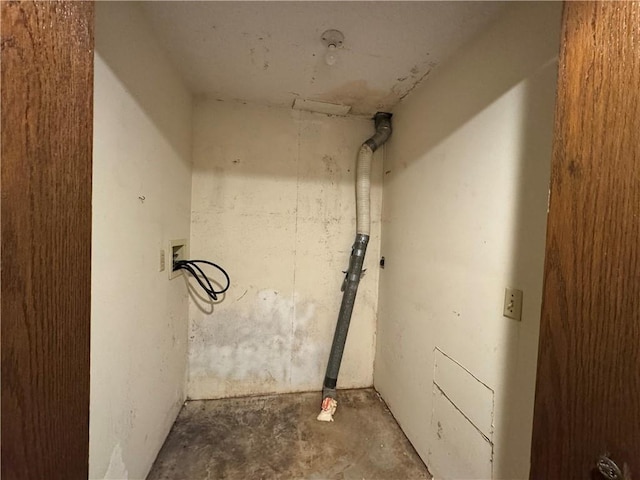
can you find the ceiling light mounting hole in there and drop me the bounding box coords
[321,29,344,48]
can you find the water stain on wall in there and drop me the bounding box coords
[189,289,293,395]
[313,64,436,116]
[189,102,381,399]
[314,80,399,116]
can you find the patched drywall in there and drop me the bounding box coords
[189,100,382,399]
[430,386,493,479]
[374,3,561,479]
[91,3,192,479]
[430,349,495,478]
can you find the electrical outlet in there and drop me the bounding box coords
[169,239,189,280]
[503,288,523,321]
[159,249,165,272]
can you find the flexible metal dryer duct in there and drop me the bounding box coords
[318,112,392,422]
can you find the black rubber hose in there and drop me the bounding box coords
[174,259,230,301]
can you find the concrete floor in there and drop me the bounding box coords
[148,388,431,480]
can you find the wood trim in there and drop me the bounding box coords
[531,2,640,478]
[1,2,94,479]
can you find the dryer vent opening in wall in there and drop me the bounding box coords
[169,239,189,279]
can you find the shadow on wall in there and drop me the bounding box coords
[97,2,386,184]
[497,58,560,478]
[189,99,383,183]
[182,271,227,315]
[394,6,561,164]
[95,1,192,162]
[376,2,563,479]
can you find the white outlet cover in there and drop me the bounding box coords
[503,288,523,321]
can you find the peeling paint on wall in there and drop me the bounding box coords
[104,444,128,480]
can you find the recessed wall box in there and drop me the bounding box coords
[169,239,189,280]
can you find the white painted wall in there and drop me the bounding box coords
[188,100,382,399]
[91,3,192,479]
[375,3,561,479]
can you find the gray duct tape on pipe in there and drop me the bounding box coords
[321,112,392,405]
[364,112,393,152]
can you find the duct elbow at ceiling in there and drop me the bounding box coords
[363,112,393,152]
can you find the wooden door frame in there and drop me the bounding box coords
[531,1,640,478]
[1,2,94,479]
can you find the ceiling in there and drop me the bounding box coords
[142,1,506,116]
